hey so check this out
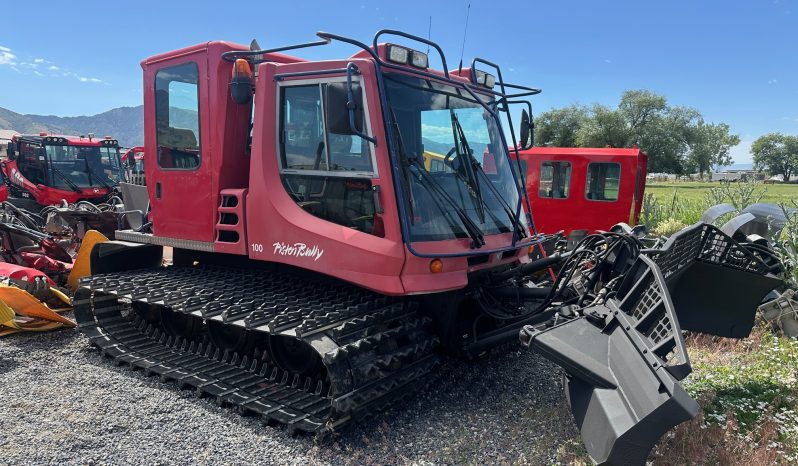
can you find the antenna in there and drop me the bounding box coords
[426,16,432,54]
[458,2,471,72]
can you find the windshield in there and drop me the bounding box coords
[44,145,123,188]
[383,73,525,243]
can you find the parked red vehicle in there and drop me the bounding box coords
[0,168,8,203]
[3,133,125,207]
[121,146,146,185]
[514,146,648,233]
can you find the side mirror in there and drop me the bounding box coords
[325,82,364,135]
[519,109,534,150]
[6,141,16,160]
[325,63,376,145]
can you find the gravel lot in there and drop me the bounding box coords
[0,323,579,465]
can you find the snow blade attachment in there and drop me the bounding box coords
[646,223,781,338]
[521,256,698,465]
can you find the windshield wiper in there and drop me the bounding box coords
[450,111,526,241]
[50,167,82,193]
[449,111,486,223]
[83,163,112,190]
[389,110,485,248]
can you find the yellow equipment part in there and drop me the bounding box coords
[67,230,110,291]
[0,285,75,336]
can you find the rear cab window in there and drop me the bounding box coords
[538,161,571,199]
[585,162,620,201]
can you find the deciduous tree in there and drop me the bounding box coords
[752,133,798,182]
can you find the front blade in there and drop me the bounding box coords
[521,256,698,465]
[645,223,781,338]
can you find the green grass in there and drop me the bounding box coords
[646,181,798,204]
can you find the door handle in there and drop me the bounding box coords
[156,182,162,199]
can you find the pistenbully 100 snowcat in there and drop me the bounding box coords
[73,30,781,465]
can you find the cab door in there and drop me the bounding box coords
[144,53,214,242]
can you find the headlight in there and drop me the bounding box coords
[387,44,409,64]
[473,70,496,88]
[386,44,428,69]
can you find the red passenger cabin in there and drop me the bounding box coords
[515,147,648,234]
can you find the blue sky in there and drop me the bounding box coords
[1,0,797,162]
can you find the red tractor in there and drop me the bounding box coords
[2,133,125,208]
[515,146,647,234]
[73,30,779,465]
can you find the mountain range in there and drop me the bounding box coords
[0,106,144,147]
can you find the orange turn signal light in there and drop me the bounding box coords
[429,258,444,274]
[39,132,47,136]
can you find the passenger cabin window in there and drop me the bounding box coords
[585,162,621,201]
[17,141,47,185]
[279,82,380,236]
[155,62,200,170]
[538,161,571,199]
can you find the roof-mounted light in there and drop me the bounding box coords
[43,136,67,145]
[410,51,428,68]
[386,44,428,69]
[473,70,496,88]
[387,44,409,64]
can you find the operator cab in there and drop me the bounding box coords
[514,146,648,233]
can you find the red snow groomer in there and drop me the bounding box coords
[72,30,781,465]
[2,133,125,208]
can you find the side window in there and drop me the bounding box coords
[282,86,328,170]
[279,82,379,236]
[279,83,373,173]
[538,161,571,199]
[585,162,621,201]
[155,62,200,170]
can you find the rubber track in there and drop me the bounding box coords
[74,265,440,435]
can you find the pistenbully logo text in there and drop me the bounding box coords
[272,242,324,261]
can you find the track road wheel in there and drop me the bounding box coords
[207,320,257,354]
[132,302,160,324]
[160,308,203,339]
[270,335,325,378]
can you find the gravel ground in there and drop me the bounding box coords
[0,324,580,465]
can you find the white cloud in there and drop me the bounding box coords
[0,46,107,84]
[768,78,778,84]
[604,59,612,64]
[78,76,104,84]
[0,46,16,66]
